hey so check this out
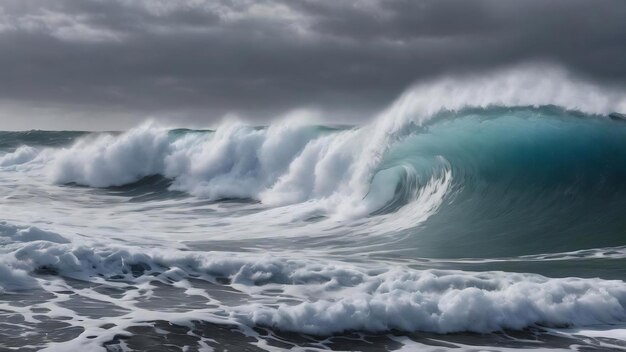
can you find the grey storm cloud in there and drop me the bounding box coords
[0,0,625,129]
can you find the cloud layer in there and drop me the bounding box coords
[1,0,625,129]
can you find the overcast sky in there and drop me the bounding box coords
[1,0,625,130]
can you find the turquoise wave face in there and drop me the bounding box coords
[375,107,626,260]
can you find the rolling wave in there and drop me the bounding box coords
[4,107,626,259]
[2,65,626,350]
[2,84,626,227]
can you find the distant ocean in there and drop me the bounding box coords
[2,67,626,351]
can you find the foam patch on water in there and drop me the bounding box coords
[0,223,624,340]
[235,271,626,335]
[0,222,70,244]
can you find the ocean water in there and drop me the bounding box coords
[2,67,626,351]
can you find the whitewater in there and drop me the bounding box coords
[2,65,626,351]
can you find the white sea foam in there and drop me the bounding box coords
[0,222,69,244]
[48,122,171,187]
[0,262,37,293]
[0,222,624,337]
[166,119,328,201]
[237,271,626,335]
[0,223,67,292]
[0,145,39,168]
[35,118,418,220]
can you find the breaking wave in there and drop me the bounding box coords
[2,65,626,350]
[1,66,625,223]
